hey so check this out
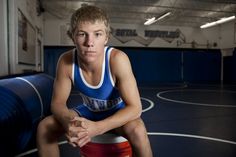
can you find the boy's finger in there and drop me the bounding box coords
[77,136,91,148]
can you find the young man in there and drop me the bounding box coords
[37,5,153,157]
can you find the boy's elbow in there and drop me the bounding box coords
[135,106,142,118]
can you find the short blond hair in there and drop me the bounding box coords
[67,5,110,39]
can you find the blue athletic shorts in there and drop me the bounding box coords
[72,103,125,121]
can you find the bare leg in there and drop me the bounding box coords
[115,118,153,157]
[36,116,64,157]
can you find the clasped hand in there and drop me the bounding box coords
[66,116,91,147]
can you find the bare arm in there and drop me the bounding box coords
[50,51,76,129]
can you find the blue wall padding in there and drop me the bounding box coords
[183,49,221,83]
[224,49,236,84]
[44,46,225,85]
[121,48,182,85]
[44,46,74,77]
[0,73,54,155]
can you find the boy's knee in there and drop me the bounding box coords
[37,116,58,137]
[37,117,50,136]
[124,120,147,141]
[133,123,146,139]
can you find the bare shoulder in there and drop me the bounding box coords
[58,49,74,64]
[110,48,133,79]
[109,48,130,65]
[56,49,74,79]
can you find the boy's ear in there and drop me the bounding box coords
[104,34,109,45]
[72,36,76,43]
[67,31,76,44]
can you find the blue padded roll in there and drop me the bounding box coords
[0,73,54,155]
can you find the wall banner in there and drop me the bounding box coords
[111,27,185,46]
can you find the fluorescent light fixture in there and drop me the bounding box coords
[144,17,157,25]
[157,12,171,21]
[200,15,235,29]
[144,12,171,25]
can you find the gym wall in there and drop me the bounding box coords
[43,46,235,86]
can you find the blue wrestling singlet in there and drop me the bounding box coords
[72,46,125,121]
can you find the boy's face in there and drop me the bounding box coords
[72,21,108,62]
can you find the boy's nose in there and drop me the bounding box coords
[85,36,94,47]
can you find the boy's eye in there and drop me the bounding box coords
[95,32,102,37]
[75,32,86,37]
[79,33,85,37]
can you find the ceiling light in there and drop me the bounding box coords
[144,17,157,25]
[156,12,171,21]
[200,15,235,29]
[144,12,171,25]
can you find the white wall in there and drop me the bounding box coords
[43,13,73,46]
[3,0,44,76]
[219,20,236,49]
[108,23,220,49]
[43,12,235,50]
[0,0,9,76]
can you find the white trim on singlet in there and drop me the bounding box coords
[72,49,75,84]
[107,47,115,87]
[78,48,106,89]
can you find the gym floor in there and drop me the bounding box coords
[16,83,236,157]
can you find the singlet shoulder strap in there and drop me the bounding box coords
[105,46,116,86]
[72,48,77,84]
